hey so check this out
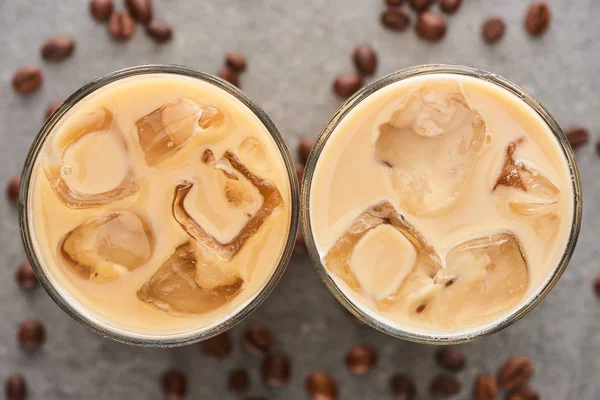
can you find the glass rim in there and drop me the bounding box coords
[301,64,583,344]
[18,64,300,347]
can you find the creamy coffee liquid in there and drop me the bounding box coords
[310,74,574,335]
[28,74,291,336]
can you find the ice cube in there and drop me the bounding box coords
[59,211,154,282]
[375,82,486,217]
[43,108,139,208]
[136,242,243,315]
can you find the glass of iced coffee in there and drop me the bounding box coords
[303,65,582,343]
[19,65,298,346]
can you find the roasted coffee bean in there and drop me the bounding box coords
[218,66,240,88]
[507,387,540,400]
[482,17,506,43]
[161,368,187,398]
[200,331,232,358]
[595,276,600,296]
[381,8,411,32]
[440,0,462,14]
[12,67,43,95]
[225,52,247,73]
[435,347,466,371]
[409,0,434,12]
[6,175,20,203]
[474,373,498,400]
[390,374,416,400]
[108,12,135,41]
[41,35,75,62]
[18,320,45,349]
[229,369,249,393]
[146,20,172,43]
[497,356,534,390]
[525,1,551,37]
[415,12,447,41]
[385,0,404,6]
[4,374,26,400]
[126,0,153,23]
[306,371,337,400]
[430,374,460,397]
[16,262,38,290]
[296,163,305,187]
[45,100,63,119]
[295,231,306,253]
[333,73,362,98]
[345,345,377,374]
[564,125,589,149]
[243,323,274,356]
[262,354,291,387]
[353,44,377,75]
[90,0,114,21]
[298,137,315,164]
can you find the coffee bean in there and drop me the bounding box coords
[243,323,274,356]
[146,20,172,43]
[12,66,43,95]
[474,373,498,400]
[229,369,249,393]
[352,44,377,76]
[440,0,462,14]
[430,374,460,397]
[497,356,534,390]
[416,12,447,41]
[90,0,113,21]
[108,12,135,41]
[385,0,404,6]
[262,354,291,388]
[41,35,75,62]
[389,374,416,400]
[306,371,337,400]
[482,17,506,43]
[507,387,540,400]
[346,310,366,326]
[595,277,600,297]
[16,262,38,290]
[225,52,247,73]
[298,137,315,164]
[345,345,377,374]
[4,374,26,400]
[435,347,466,371]
[18,320,45,350]
[200,331,232,358]
[6,175,20,203]
[45,100,63,119]
[381,8,411,32]
[161,368,187,398]
[409,0,433,12]
[218,66,240,88]
[564,125,589,149]
[333,73,362,98]
[296,163,305,186]
[126,0,153,23]
[295,230,306,253]
[525,1,551,37]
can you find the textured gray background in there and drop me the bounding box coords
[1,0,599,399]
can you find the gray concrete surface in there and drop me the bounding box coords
[1,0,599,399]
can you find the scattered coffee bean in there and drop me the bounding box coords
[409,0,434,12]
[474,373,498,400]
[45,100,63,119]
[525,1,551,37]
[415,12,447,42]
[390,374,416,400]
[200,331,232,358]
[385,0,404,6]
[440,0,462,14]
[12,66,43,95]
[298,137,315,164]
[6,175,20,203]
[430,374,460,397]
[16,262,38,290]
[262,354,291,388]
[296,163,305,186]
[381,8,411,32]
[90,0,113,21]
[18,320,46,350]
[435,347,466,371]
[497,356,534,390]
[218,66,240,88]
[564,125,589,149]
[353,44,377,76]
[4,374,26,400]
[41,35,75,62]
[126,0,153,23]
[345,345,377,374]
[507,387,540,400]
[595,276,600,296]
[333,73,362,98]
[161,368,187,398]
[243,323,274,356]
[482,17,506,44]
[225,52,247,73]
[108,11,136,41]
[229,369,250,393]
[146,20,172,43]
[295,231,306,253]
[306,371,337,400]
